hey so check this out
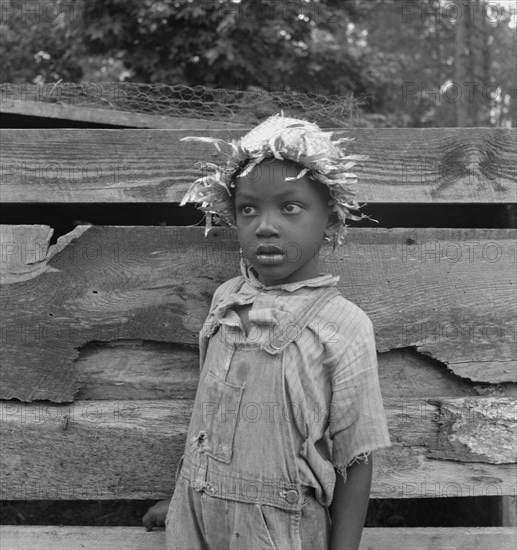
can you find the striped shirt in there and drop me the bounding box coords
[199,258,391,504]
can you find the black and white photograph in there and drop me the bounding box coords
[1,1,516,549]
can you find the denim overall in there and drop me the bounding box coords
[166,278,341,549]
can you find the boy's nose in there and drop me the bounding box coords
[255,212,280,237]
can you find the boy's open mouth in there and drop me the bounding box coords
[256,244,284,256]
[255,244,284,263]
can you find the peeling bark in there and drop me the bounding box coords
[430,398,517,464]
[0,225,91,284]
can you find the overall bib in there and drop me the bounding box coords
[166,280,340,549]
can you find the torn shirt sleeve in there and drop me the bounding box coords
[334,451,372,482]
[328,314,391,477]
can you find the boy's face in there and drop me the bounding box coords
[234,159,334,286]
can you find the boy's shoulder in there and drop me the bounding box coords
[313,291,373,338]
[211,275,246,304]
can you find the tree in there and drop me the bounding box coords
[359,0,515,127]
[0,0,84,82]
[73,0,369,95]
[1,0,514,127]
[454,0,468,125]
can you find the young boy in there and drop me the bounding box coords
[143,114,391,549]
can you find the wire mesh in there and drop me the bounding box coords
[0,82,361,128]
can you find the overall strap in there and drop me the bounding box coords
[264,286,342,354]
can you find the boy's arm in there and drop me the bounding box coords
[329,455,373,550]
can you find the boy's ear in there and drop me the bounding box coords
[324,224,335,239]
[323,210,337,238]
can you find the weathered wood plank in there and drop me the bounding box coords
[0,98,249,129]
[0,526,514,550]
[75,340,200,400]
[500,495,517,527]
[1,226,514,401]
[360,527,517,550]
[0,128,515,202]
[428,398,517,463]
[74,343,486,401]
[0,399,188,500]
[1,398,515,500]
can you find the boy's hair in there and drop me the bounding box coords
[180,113,367,248]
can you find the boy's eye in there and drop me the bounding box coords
[239,205,256,216]
[237,203,303,216]
[284,203,303,214]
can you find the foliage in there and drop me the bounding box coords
[359,0,516,126]
[0,0,84,83]
[0,0,514,127]
[74,0,367,94]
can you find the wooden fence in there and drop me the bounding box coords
[0,124,516,549]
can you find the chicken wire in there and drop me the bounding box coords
[0,82,361,128]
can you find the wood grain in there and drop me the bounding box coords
[0,398,514,500]
[1,128,515,202]
[1,526,515,550]
[0,99,249,129]
[1,225,515,402]
[73,343,487,401]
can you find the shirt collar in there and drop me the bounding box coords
[239,257,340,292]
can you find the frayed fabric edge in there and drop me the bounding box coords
[334,451,372,482]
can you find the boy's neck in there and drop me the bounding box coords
[242,260,328,288]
